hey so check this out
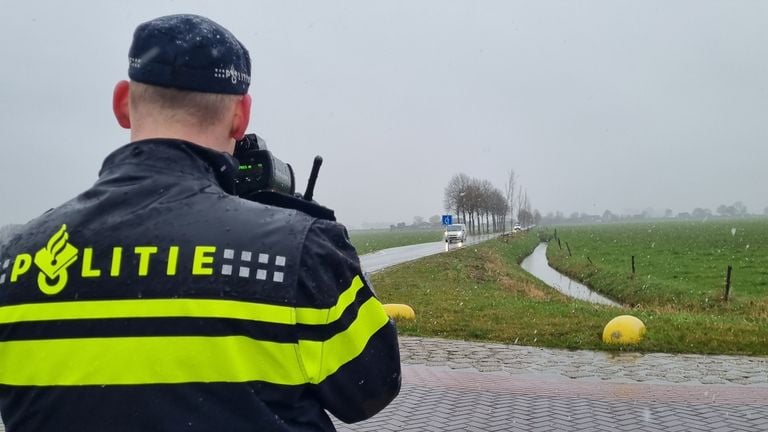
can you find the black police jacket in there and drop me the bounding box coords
[0,139,401,432]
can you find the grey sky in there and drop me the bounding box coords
[1,1,767,228]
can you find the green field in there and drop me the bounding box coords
[349,229,444,254]
[372,232,768,355]
[545,219,768,315]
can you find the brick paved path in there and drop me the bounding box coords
[333,337,768,431]
[399,337,768,385]
[334,364,768,431]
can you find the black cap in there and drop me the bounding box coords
[128,14,251,95]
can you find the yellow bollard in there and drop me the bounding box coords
[602,315,646,345]
[383,303,416,320]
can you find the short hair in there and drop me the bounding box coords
[129,81,241,127]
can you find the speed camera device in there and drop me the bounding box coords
[233,133,296,196]
[233,133,333,220]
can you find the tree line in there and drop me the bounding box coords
[443,171,540,235]
[542,201,761,225]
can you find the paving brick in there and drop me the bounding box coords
[333,363,768,432]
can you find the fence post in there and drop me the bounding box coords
[724,264,733,301]
[565,242,572,257]
[631,255,636,274]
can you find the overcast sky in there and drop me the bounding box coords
[1,1,767,228]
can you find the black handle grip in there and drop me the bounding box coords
[304,156,323,202]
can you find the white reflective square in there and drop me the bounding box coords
[223,249,235,260]
[0,274,5,285]
[239,267,250,278]
[273,271,284,283]
[2,259,8,269]
[258,253,269,264]
[241,251,252,262]
[256,269,267,280]
[221,264,233,276]
[275,256,286,266]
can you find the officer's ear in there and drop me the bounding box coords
[229,94,251,141]
[113,80,131,129]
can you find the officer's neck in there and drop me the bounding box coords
[131,123,234,155]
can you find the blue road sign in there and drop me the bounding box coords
[441,215,453,225]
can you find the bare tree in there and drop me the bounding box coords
[444,173,472,225]
[505,169,516,230]
[444,173,514,235]
[515,187,525,224]
[490,188,508,232]
[516,189,534,227]
[479,180,495,233]
[465,178,483,234]
[515,185,524,224]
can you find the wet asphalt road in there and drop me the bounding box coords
[359,233,499,274]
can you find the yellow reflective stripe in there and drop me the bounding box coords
[0,276,384,387]
[0,298,296,325]
[300,296,390,384]
[295,275,365,324]
[0,298,389,386]
[0,288,388,387]
[0,336,307,386]
[0,275,368,326]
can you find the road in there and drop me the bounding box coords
[359,233,500,273]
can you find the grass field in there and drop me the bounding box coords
[545,219,768,315]
[371,230,768,355]
[349,229,444,254]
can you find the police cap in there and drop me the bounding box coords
[128,14,251,95]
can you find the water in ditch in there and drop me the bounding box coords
[520,243,620,307]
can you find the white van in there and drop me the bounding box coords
[444,224,467,244]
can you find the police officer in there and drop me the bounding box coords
[0,14,400,431]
